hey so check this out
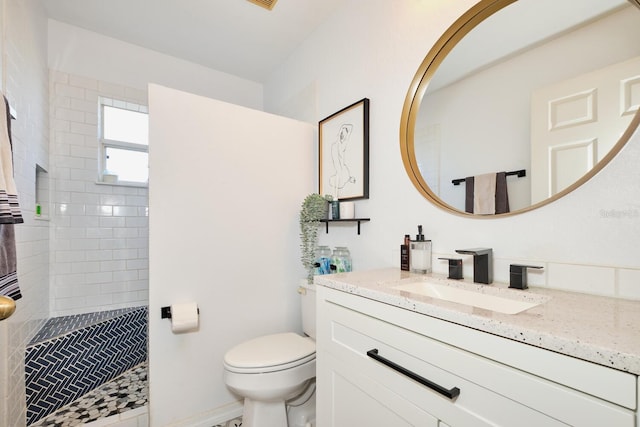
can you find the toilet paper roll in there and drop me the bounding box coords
[339,201,355,219]
[170,302,199,333]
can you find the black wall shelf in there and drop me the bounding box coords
[320,218,370,235]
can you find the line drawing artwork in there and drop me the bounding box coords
[319,98,369,200]
[329,123,355,197]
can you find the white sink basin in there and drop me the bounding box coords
[393,281,545,314]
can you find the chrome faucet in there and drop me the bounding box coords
[455,248,493,284]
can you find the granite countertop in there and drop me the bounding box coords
[314,268,640,376]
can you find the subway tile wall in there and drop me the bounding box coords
[50,71,149,317]
[1,1,51,426]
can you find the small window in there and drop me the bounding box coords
[99,98,149,185]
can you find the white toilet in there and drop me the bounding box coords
[223,283,316,427]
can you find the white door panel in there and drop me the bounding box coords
[531,56,640,203]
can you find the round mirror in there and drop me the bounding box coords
[401,0,640,217]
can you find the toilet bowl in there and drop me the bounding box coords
[223,283,317,427]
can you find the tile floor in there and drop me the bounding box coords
[29,362,243,427]
[30,364,148,427]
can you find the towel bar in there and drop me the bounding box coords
[452,169,526,185]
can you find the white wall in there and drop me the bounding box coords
[264,0,640,299]
[48,20,264,111]
[148,84,315,426]
[0,1,50,426]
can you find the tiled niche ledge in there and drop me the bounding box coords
[25,306,148,426]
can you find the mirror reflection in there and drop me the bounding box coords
[406,0,640,215]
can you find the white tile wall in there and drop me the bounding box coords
[547,263,616,296]
[49,71,149,316]
[1,1,50,425]
[434,251,638,299]
[618,268,640,300]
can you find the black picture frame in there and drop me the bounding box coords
[319,98,370,200]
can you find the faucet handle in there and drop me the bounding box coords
[438,258,463,280]
[509,264,543,290]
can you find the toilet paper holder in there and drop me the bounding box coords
[161,305,200,319]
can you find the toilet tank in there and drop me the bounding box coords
[299,282,316,339]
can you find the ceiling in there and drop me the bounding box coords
[41,0,347,83]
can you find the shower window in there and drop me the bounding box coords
[99,98,149,185]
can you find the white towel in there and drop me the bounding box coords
[473,173,496,215]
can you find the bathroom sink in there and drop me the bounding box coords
[393,281,544,314]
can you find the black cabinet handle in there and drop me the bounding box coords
[367,348,460,400]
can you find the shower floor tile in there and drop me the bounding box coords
[29,361,244,427]
[29,363,148,427]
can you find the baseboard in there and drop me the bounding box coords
[161,401,243,427]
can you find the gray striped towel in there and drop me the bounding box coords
[0,94,22,300]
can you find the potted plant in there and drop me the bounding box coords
[299,193,332,283]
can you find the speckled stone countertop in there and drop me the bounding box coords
[314,268,640,376]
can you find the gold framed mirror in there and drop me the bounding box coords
[400,0,640,217]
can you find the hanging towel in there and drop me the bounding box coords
[464,176,475,214]
[464,172,510,215]
[0,94,22,301]
[0,224,20,299]
[0,95,21,224]
[473,172,496,215]
[495,171,510,214]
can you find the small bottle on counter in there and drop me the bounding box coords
[410,225,432,274]
[400,234,411,271]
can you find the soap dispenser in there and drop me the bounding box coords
[410,225,432,274]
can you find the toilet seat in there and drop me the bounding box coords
[224,332,316,374]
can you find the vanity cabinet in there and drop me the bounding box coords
[316,286,638,427]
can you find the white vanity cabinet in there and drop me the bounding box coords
[316,286,638,427]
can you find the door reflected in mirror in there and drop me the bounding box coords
[401,0,640,216]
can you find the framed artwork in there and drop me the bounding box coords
[319,98,370,201]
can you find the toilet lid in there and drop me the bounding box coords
[224,332,315,370]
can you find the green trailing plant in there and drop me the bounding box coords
[299,193,331,283]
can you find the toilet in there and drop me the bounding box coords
[223,283,316,427]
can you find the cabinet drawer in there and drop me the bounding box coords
[318,351,440,426]
[320,298,636,427]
